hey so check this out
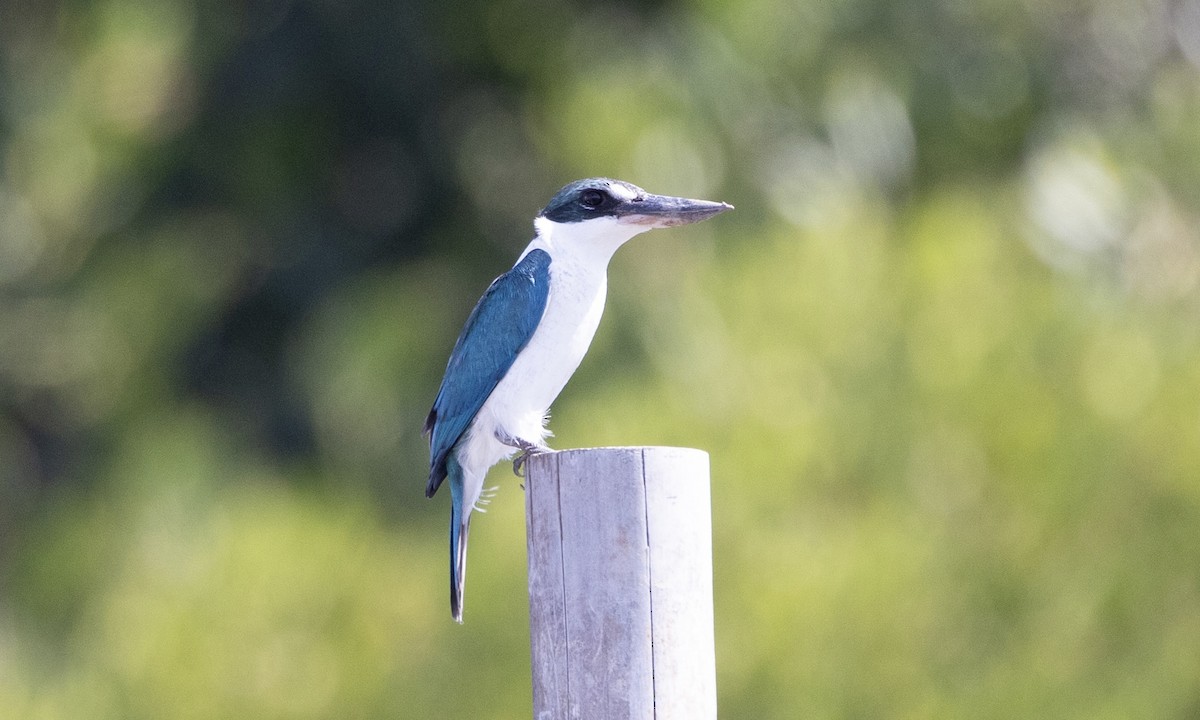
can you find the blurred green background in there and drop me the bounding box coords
[2,0,1200,717]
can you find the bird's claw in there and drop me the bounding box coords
[513,447,541,477]
[512,442,550,477]
[495,429,547,478]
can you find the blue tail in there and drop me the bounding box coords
[447,457,470,623]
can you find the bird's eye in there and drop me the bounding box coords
[579,189,607,210]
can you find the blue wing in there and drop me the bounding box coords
[424,249,551,497]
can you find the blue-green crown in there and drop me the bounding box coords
[539,178,644,223]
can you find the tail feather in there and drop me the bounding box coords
[447,456,471,623]
[450,509,470,623]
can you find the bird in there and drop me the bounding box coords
[423,178,732,622]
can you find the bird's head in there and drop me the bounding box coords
[533,178,732,254]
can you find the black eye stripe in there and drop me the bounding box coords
[539,178,645,223]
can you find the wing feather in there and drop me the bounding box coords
[424,249,551,497]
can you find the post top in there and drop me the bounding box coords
[528,445,709,463]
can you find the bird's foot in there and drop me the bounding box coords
[512,446,547,478]
[495,430,548,478]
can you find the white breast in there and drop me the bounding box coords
[477,254,607,444]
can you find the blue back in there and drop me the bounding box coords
[424,249,552,497]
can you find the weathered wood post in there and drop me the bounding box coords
[525,446,716,720]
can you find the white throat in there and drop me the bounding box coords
[522,216,650,266]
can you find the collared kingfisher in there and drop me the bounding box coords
[423,178,732,622]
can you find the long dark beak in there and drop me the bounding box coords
[617,193,734,228]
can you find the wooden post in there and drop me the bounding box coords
[525,447,716,720]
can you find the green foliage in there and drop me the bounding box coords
[2,0,1200,717]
